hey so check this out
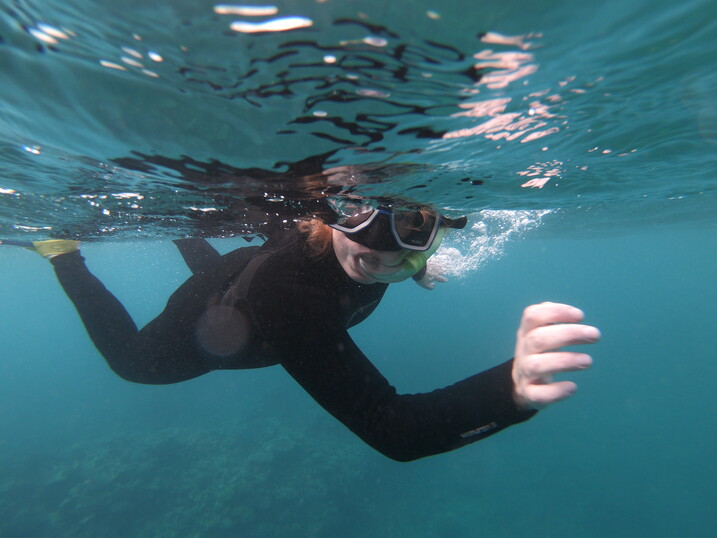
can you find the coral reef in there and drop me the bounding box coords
[0,413,381,537]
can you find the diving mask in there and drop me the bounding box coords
[357,227,446,283]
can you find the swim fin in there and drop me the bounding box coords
[0,239,80,258]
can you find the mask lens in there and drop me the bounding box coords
[332,202,376,231]
[392,210,440,250]
[346,211,402,251]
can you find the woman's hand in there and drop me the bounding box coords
[512,302,600,410]
[414,259,448,290]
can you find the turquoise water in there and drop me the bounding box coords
[1,0,716,536]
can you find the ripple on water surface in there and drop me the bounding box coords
[0,0,715,239]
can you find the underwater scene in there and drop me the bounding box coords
[1,0,716,536]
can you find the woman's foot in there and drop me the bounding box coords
[29,240,80,259]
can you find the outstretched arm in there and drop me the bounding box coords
[261,318,534,462]
[249,270,536,461]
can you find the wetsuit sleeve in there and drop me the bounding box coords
[249,274,535,462]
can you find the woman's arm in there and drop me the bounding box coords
[249,275,536,461]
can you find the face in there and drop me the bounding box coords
[331,228,407,284]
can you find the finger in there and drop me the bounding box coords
[521,352,592,380]
[519,302,585,334]
[522,323,601,355]
[523,381,577,408]
[434,275,448,283]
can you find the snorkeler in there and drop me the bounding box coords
[13,201,599,461]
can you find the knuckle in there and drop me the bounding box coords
[523,304,541,323]
[521,354,540,375]
[531,354,548,373]
[525,331,546,351]
[553,355,571,371]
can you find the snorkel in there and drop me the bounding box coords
[358,227,445,283]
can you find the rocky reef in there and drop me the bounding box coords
[0,411,387,537]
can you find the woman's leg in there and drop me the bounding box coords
[173,238,222,275]
[51,251,211,384]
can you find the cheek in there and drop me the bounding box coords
[334,232,360,260]
[333,234,357,269]
[334,236,350,260]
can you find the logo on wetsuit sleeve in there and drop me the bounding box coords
[460,422,497,439]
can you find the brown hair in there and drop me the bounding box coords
[297,219,333,258]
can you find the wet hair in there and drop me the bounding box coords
[297,219,333,257]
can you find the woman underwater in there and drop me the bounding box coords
[21,201,600,462]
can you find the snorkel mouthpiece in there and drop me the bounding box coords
[360,227,445,283]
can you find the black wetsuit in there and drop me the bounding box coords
[51,227,535,461]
